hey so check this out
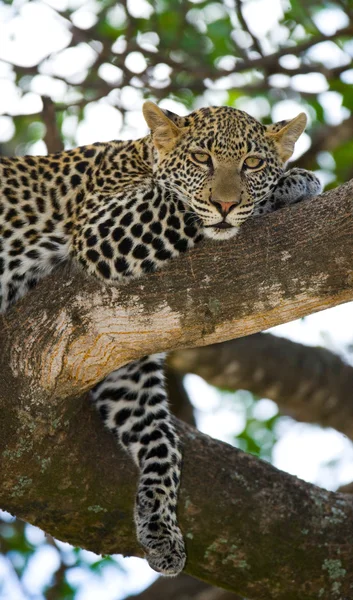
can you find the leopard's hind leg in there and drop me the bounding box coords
[91,353,185,575]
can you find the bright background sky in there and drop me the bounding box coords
[1,0,353,598]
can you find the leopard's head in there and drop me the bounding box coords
[143,102,307,240]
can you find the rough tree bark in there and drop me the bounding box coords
[1,181,353,401]
[1,181,353,599]
[169,332,353,440]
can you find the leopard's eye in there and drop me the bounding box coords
[243,156,265,170]
[190,152,211,165]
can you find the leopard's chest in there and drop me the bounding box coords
[74,185,204,280]
[0,184,204,312]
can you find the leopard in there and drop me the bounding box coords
[0,101,322,576]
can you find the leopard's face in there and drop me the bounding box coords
[144,104,307,240]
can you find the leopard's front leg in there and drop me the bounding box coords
[91,353,185,576]
[253,167,322,216]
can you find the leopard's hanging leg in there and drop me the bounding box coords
[90,353,185,576]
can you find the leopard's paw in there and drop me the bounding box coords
[253,167,322,216]
[137,515,186,576]
[280,167,322,200]
[146,533,186,576]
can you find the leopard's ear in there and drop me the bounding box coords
[266,113,307,162]
[143,101,181,152]
[160,108,185,127]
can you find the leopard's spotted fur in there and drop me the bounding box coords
[0,102,321,575]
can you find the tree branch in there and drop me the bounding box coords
[41,96,64,154]
[1,181,353,402]
[126,573,242,600]
[166,367,197,426]
[1,387,353,599]
[1,181,353,598]
[296,115,353,170]
[169,332,353,439]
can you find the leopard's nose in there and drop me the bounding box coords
[210,198,239,216]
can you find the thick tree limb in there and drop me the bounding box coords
[1,182,353,598]
[169,333,353,439]
[1,181,353,404]
[1,391,353,599]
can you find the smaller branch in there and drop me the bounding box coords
[0,90,114,120]
[45,537,69,600]
[296,114,353,170]
[41,96,64,154]
[336,0,353,19]
[126,573,243,600]
[231,24,353,72]
[166,367,196,426]
[125,574,211,600]
[170,333,353,440]
[339,481,353,494]
[235,0,264,57]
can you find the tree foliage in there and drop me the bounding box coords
[1,0,353,183]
